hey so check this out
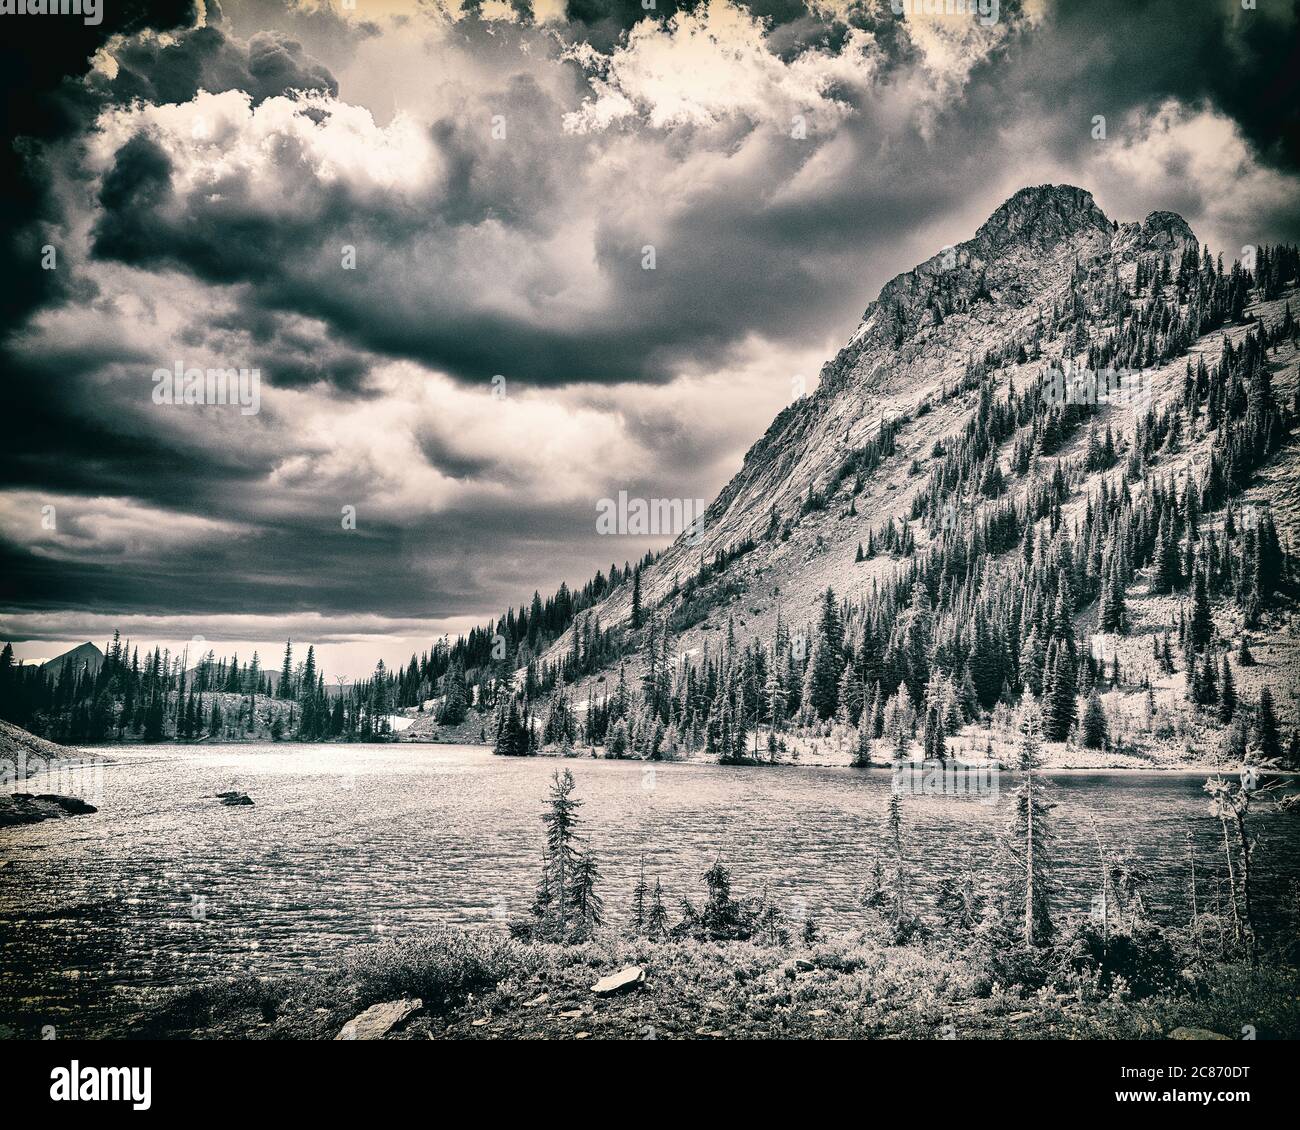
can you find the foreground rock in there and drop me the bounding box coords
[335,998,422,1040]
[591,966,645,996]
[1169,1027,1230,1041]
[0,793,97,828]
[215,791,254,806]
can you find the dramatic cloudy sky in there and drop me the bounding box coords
[1,0,1297,677]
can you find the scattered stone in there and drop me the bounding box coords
[335,997,422,1041]
[810,1009,829,1018]
[471,1018,489,1027]
[591,965,645,996]
[1169,1027,1230,1041]
[575,1032,590,1040]
[215,791,254,807]
[522,993,550,1008]
[0,793,97,828]
[694,1027,725,1038]
[559,1009,584,1019]
[792,959,814,972]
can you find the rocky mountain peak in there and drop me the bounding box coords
[974,184,1112,252]
[563,184,1215,642]
[39,642,104,676]
[1140,209,1197,250]
[1112,209,1198,261]
[831,185,1128,382]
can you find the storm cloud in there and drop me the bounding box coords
[2,0,1298,675]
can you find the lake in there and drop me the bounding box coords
[1,743,1296,1037]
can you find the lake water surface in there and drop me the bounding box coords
[2,743,1297,1036]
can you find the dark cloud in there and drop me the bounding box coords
[88,25,338,106]
[0,1,199,338]
[2,0,1298,641]
[1037,0,1300,173]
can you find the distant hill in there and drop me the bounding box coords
[40,642,104,678]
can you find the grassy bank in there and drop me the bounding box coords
[122,926,1300,1041]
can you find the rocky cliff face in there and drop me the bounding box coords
[542,184,1291,689]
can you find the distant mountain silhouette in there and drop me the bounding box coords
[40,642,105,677]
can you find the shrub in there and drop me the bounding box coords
[344,929,530,1011]
[1056,920,1182,999]
[673,860,789,944]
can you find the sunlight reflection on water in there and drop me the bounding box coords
[1,743,1296,1035]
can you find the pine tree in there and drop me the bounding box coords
[763,650,785,732]
[1217,655,1237,723]
[1019,626,1045,697]
[1099,560,1127,634]
[1152,510,1179,593]
[836,663,865,727]
[1196,652,1218,708]
[1081,689,1108,749]
[883,683,915,760]
[647,877,669,938]
[630,566,643,631]
[278,639,293,699]
[809,587,845,719]
[570,854,603,930]
[608,717,630,758]
[853,719,873,768]
[439,661,469,725]
[1188,569,1213,650]
[1043,639,1077,742]
[535,769,583,938]
[1286,731,1300,772]
[1254,687,1282,761]
[922,702,947,761]
[631,854,649,935]
[886,790,907,927]
[1005,703,1053,947]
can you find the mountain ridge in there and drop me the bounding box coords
[527,183,1299,755]
[620,184,1199,614]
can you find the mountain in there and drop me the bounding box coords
[40,643,104,678]
[552,186,1203,633]
[533,184,1300,754]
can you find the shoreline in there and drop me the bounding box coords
[54,735,1274,775]
[0,719,106,786]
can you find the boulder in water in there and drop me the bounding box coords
[0,793,97,828]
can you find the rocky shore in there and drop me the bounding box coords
[0,792,97,828]
[0,720,102,828]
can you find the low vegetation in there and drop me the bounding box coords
[126,761,1300,1040]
